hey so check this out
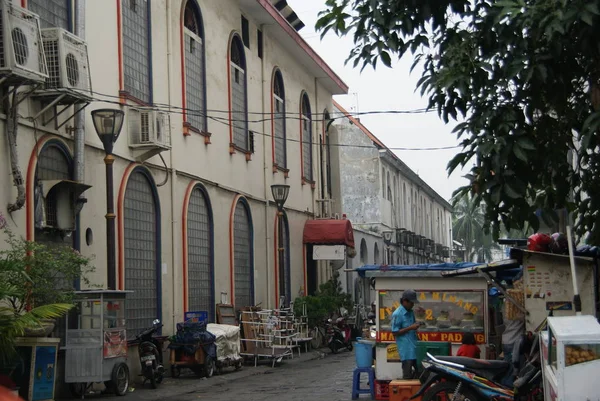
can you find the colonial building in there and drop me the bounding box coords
[330,101,453,304]
[0,0,351,340]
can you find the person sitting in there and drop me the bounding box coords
[457,332,481,358]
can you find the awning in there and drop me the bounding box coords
[41,179,91,198]
[303,219,355,248]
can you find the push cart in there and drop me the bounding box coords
[168,321,217,378]
[207,323,243,374]
[63,290,132,398]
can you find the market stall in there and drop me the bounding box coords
[442,249,598,332]
[356,263,490,381]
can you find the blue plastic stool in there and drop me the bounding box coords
[351,366,375,400]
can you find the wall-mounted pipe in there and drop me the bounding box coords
[73,0,85,185]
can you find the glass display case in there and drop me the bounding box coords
[541,315,600,401]
[378,289,486,344]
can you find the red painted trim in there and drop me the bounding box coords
[117,0,124,93]
[228,195,242,304]
[182,181,197,312]
[117,163,139,290]
[21,0,26,8]
[25,135,64,241]
[255,0,348,94]
[273,212,279,308]
[180,4,187,124]
[303,244,307,296]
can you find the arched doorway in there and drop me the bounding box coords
[233,198,253,309]
[186,184,214,321]
[123,168,161,333]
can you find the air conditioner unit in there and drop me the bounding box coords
[0,1,48,83]
[442,247,450,258]
[129,108,171,148]
[40,27,91,93]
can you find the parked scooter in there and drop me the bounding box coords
[326,317,353,354]
[411,334,543,401]
[136,319,166,389]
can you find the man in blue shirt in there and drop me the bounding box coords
[391,289,421,379]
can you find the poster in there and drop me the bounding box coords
[32,345,56,401]
[104,329,128,359]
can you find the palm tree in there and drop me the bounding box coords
[452,194,500,263]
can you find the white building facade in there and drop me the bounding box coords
[0,0,349,340]
[330,102,453,304]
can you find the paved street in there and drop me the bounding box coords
[79,349,359,401]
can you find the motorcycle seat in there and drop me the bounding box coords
[436,356,511,381]
[436,356,509,371]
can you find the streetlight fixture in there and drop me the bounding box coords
[271,184,290,307]
[92,108,124,290]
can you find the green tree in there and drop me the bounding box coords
[317,0,600,243]
[452,194,499,262]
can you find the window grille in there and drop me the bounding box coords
[122,0,151,103]
[187,187,214,321]
[28,0,69,30]
[124,171,158,334]
[184,1,206,132]
[230,37,248,150]
[233,201,253,309]
[301,94,312,181]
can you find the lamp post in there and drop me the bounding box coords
[92,109,124,290]
[271,184,290,307]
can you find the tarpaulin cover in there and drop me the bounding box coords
[355,262,480,277]
[207,323,241,362]
[302,219,355,248]
[168,320,217,360]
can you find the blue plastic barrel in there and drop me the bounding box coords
[354,337,374,368]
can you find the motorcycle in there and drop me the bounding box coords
[326,317,353,354]
[411,334,543,401]
[136,319,166,389]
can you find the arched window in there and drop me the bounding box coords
[387,171,392,201]
[374,243,380,265]
[276,212,291,306]
[273,70,286,168]
[186,185,214,321]
[29,0,70,30]
[323,109,332,199]
[233,198,253,308]
[34,143,73,245]
[123,169,161,333]
[229,35,249,151]
[121,0,151,103]
[360,239,368,265]
[301,93,313,181]
[183,0,207,133]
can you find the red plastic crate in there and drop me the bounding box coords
[375,379,391,400]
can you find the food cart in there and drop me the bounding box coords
[540,315,600,401]
[63,290,132,398]
[442,249,598,332]
[356,263,490,381]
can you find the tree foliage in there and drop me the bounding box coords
[294,271,353,327]
[317,0,600,243]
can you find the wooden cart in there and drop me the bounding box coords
[169,342,215,378]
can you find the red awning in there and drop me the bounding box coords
[302,219,355,248]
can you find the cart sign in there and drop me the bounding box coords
[184,311,208,323]
[313,245,345,260]
[103,329,127,359]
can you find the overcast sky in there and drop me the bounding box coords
[286,1,469,202]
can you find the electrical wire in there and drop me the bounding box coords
[80,90,458,151]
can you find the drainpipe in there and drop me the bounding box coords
[260,24,271,309]
[165,0,178,330]
[73,1,85,185]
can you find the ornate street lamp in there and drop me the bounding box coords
[92,109,124,290]
[271,184,290,307]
